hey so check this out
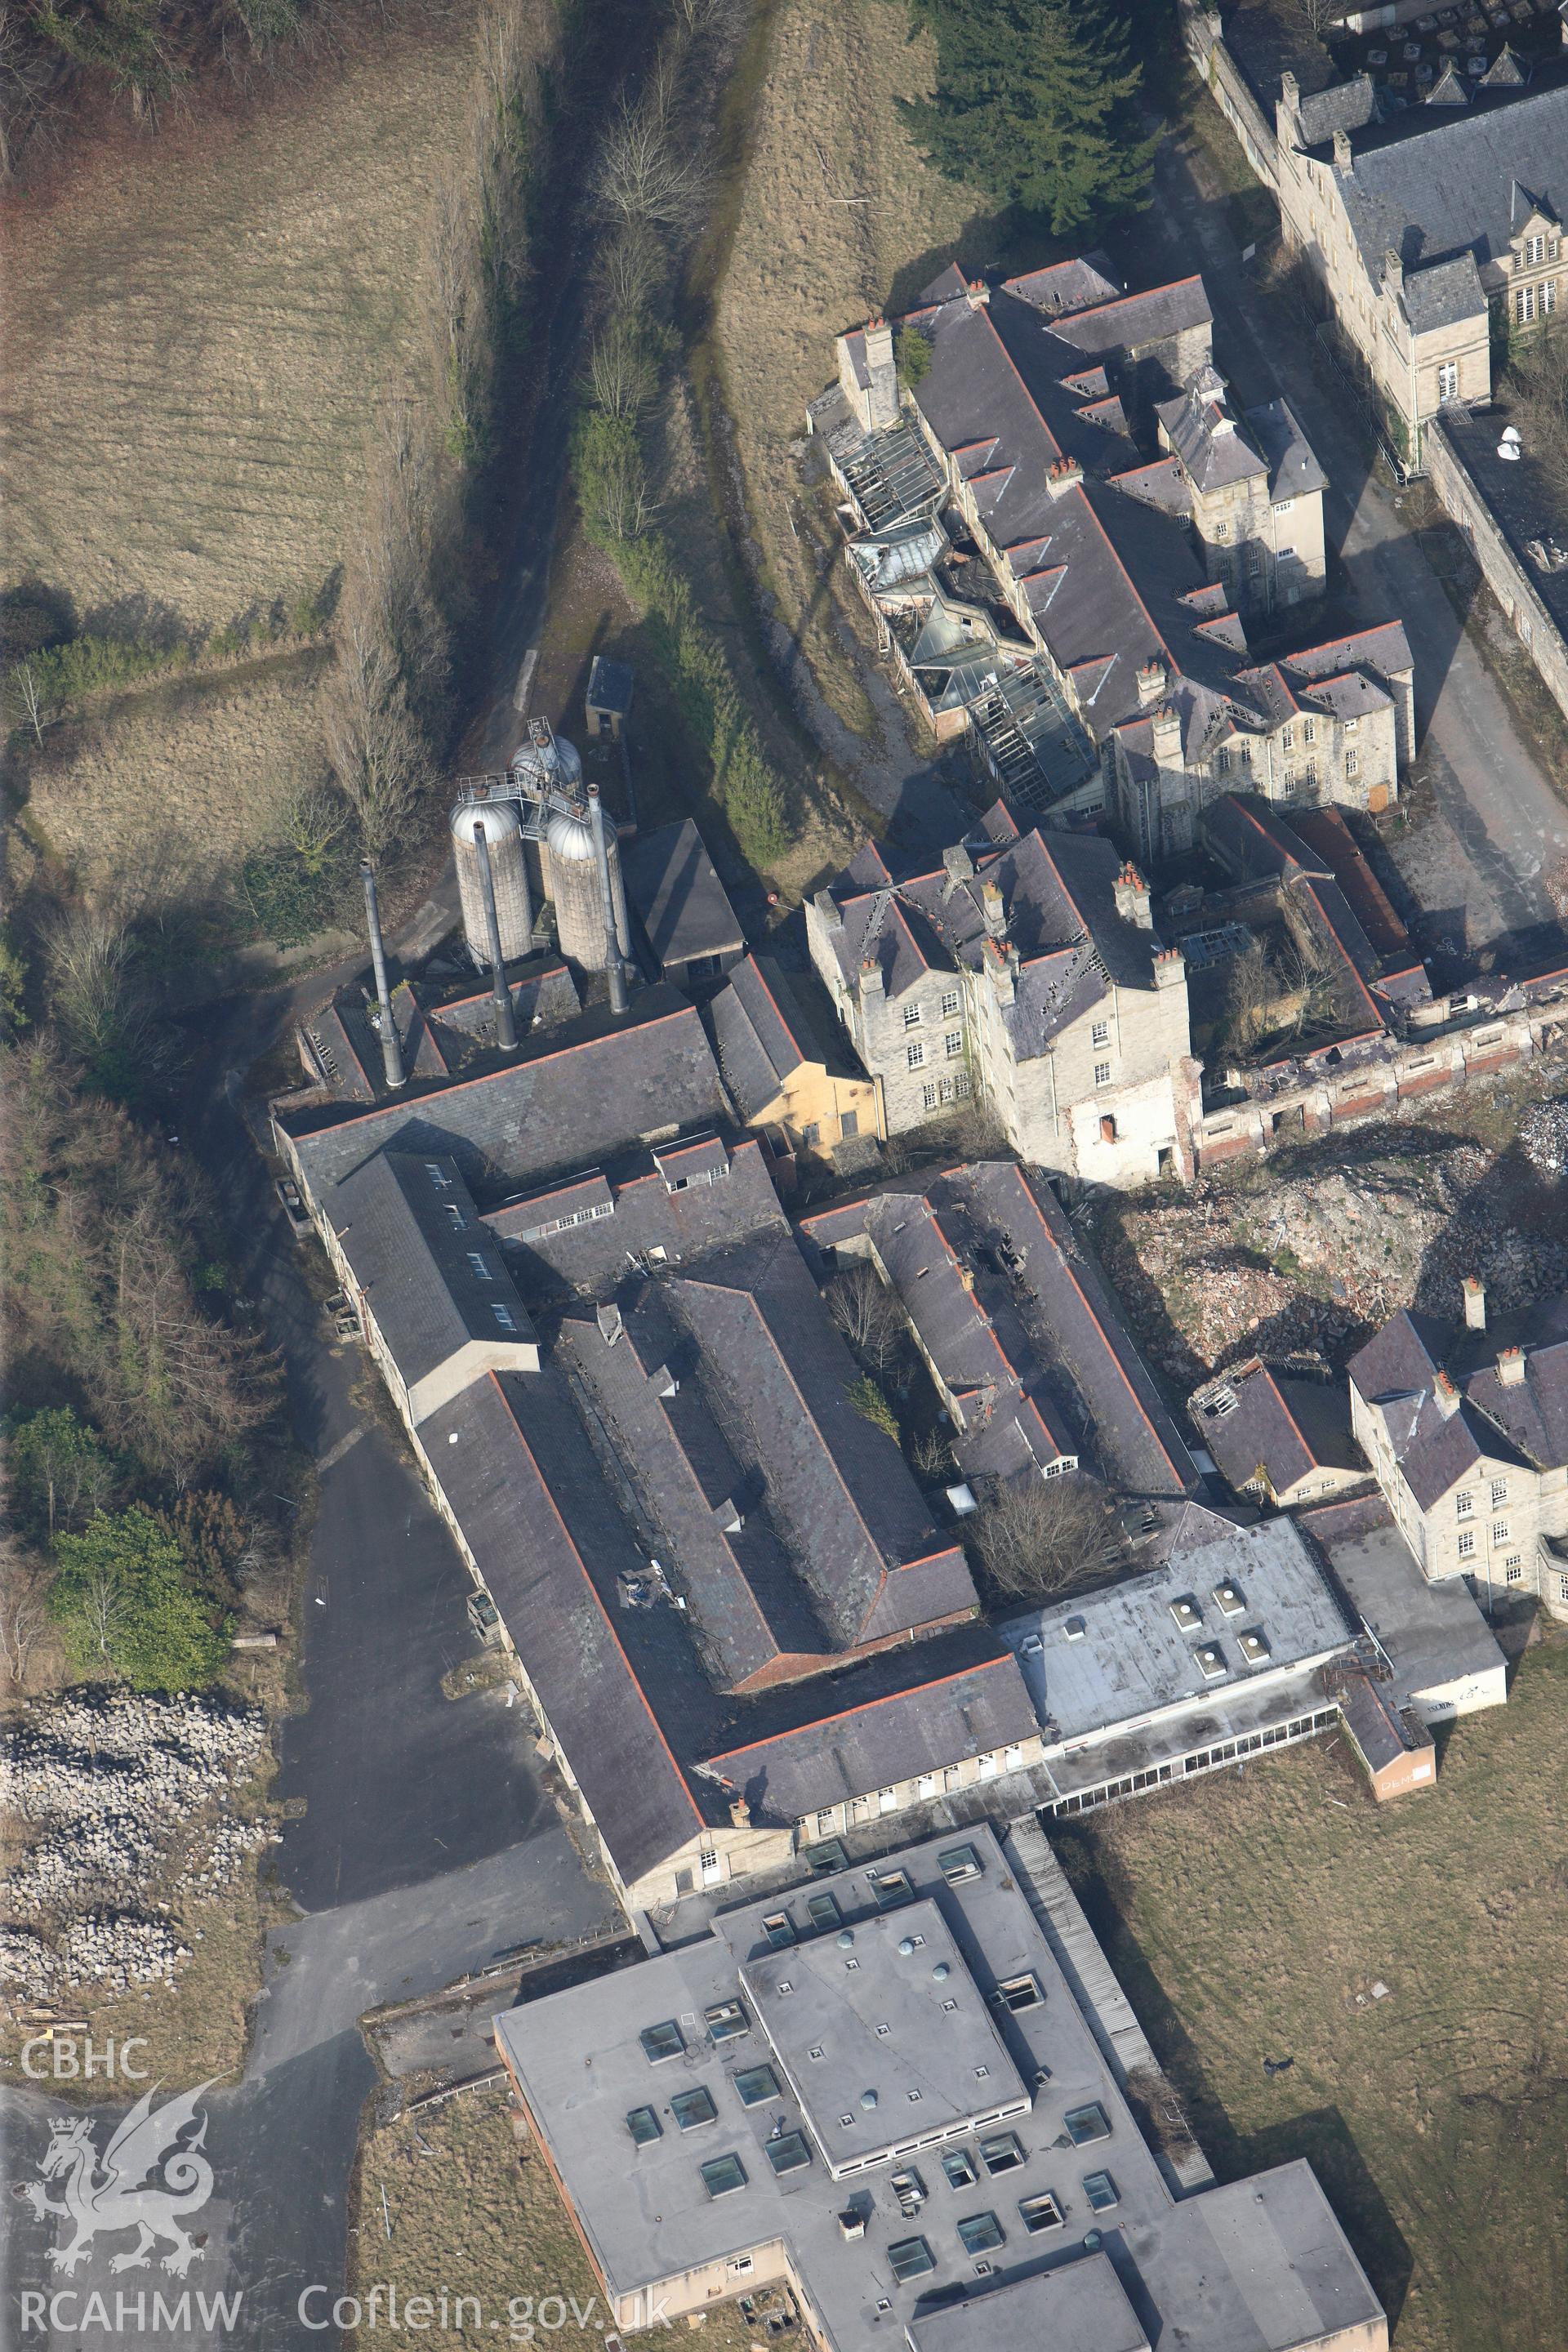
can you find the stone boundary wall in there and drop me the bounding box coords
[1426,415,1568,731]
[1181,3,1281,190]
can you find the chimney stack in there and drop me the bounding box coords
[1433,1370,1462,1419]
[1114,862,1152,928]
[360,860,406,1091]
[1333,127,1352,172]
[980,877,1007,935]
[1136,659,1169,707]
[728,1791,751,1830]
[1154,946,1186,989]
[1462,1276,1486,1333]
[1498,1346,1526,1388]
[858,954,884,1000]
[588,783,629,1015]
[473,823,519,1052]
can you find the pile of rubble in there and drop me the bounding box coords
[1100,1135,1568,1379]
[1,1690,271,2004]
[1519,1098,1568,1179]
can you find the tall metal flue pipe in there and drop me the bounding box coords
[588,784,629,1014]
[360,859,406,1090]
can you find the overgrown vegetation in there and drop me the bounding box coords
[570,2,791,871]
[50,1508,233,1690]
[972,1468,1116,1605]
[1057,1641,1568,2352]
[844,1371,901,1443]
[900,0,1160,234]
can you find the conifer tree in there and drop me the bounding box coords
[902,0,1159,234]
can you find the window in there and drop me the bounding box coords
[805,1891,842,1931]
[955,1071,972,1099]
[1214,520,1229,540]
[938,1844,982,1884]
[1018,2192,1064,2234]
[1099,1114,1117,1146]
[907,1040,925,1069]
[1437,359,1459,400]
[922,1084,938,1111]
[1281,725,1294,751]
[1216,749,1230,777]
[877,1787,898,1814]
[800,1121,821,1148]
[887,2238,935,2283]
[1277,543,1294,560]
[1526,233,1547,265]
[424,1162,452,1187]
[1517,285,1538,326]
[1456,1491,1474,1519]
[626,2106,662,2145]
[734,2065,779,2108]
[1504,1558,1523,1586]
[1064,2104,1111,2146]
[940,989,960,1016]
[443,1202,466,1228]
[945,1031,964,1059]
[1490,1480,1508,1506]
[766,2132,812,2176]
[1091,1020,1109,1046]
[466,1250,492,1280]
[941,2150,978,2190]
[840,1111,859,1141]
[706,1999,749,2043]
[1546,278,1558,317]
[1302,718,1316,746]
[700,2154,748,2199]
[1094,1061,1111,1087]
[492,1303,518,1333]
[1346,715,1360,733]
[979,2132,1025,2176]
[1344,750,1358,777]
[904,1003,924,1027]
[671,2088,718,2132]
[1493,1522,1509,1546]
[996,1972,1043,2012]
[1272,498,1294,515]
[640,2020,684,2064]
[1082,2170,1120,2212]
[957,2212,1005,2256]
[1458,1531,1476,1559]
[873,1870,913,1908]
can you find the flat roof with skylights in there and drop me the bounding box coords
[738,1897,1029,2177]
[492,1825,1385,2352]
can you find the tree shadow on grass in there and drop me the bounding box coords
[1053,1819,1415,2332]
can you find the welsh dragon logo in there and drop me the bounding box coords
[17,2081,216,2276]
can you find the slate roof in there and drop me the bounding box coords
[1004,253,1121,316]
[484,1134,786,1304]
[586,653,635,717]
[1201,795,1393,1047]
[817,813,1171,1054]
[804,1163,1199,1500]
[664,1229,975,1648]
[1190,1358,1361,1499]
[331,1151,537,1384]
[1325,79,1568,280]
[1401,252,1486,335]
[622,819,745,975]
[1244,395,1329,500]
[1157,375,1268,495]
[701,1644,1037,1822]
[705,954,858,1122]
[280,988,730,1204]
[424,1369,712,1887]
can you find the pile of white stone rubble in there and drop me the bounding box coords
[1,1690,272,2002]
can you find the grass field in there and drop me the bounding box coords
[1,1,492,920]
[1054,1636,1568,2352]
[708,0,996,744]
[350,2082,770,2350]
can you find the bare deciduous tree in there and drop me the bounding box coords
[595,222,666,318]
[321,617,434,862]
[43,906,176,1089]
[596,82,711,231]
[973,1472,1112,1605]
[586,312,661,421]
[0,1541,52,1688]
[828,1264,906,1372]
[15,657,46,746]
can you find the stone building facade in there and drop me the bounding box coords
[805,807,1200,1186]
[1348,1289,1568,1620]
[1156,365,1328,618]
[1272,69,1568,463]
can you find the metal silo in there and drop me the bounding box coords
[452,799,532,967]
[545,803,609,969]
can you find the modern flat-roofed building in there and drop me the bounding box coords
[494,1824,1387,2351]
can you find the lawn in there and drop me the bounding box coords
[1,0,491,917]
[1054,1636,1568,2352]
[350,2082,772,2350]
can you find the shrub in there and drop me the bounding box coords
[6,1406,122,1541]
[845,1374,900,1445]
[895,326,933,388]
[50,1508,231,1690]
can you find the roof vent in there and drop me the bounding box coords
[1237,1629,1272,1665]
[1195,1644,1227,1682]
[861,2090,879,2110]
[836,1929,855,1949]
[898,1936,917,1957]
[933,1962,951,1982]
[1064,1615,1088,1642]
[1213,1582,1245,1617]
[1169,1595,1204,1633]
